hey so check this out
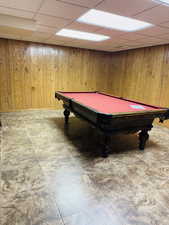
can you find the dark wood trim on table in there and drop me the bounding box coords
[55,91,169,157]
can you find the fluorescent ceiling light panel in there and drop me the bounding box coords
[56,29,110,41]
[77,9,154,32]
[153,0,169,6]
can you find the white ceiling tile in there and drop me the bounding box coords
[35,14,70,28]
[0,33,21,40]
[139,43,156,48]
[109,38,129,46]
[124,46,141,51]
[119,33,148,41]
[135,36,167,44]
[155,39,169,44]
[113,47,130,52]
[160,20,169,28]
[0,6,34,19]
[0,25,34,36]
[79,45,97,50]
[65,21,99,32]
[43,39,65,46]
[92,47,112,51]
[69,43,113,52]
[0,0,168,52]
[0,14,36,31]
[122,41,148,47]
[20,32,54,43]
[76,37,127,47]
[20,36,38,42]
[128,41,168,49]
[94,28,125,38]
[134,5,169,24]
[156,33,169,40]
[45,36,91,48]
[47,35,80,43]
[36,25,59,34]
[113,48,127,52]
[60,0,102,8]
[96,0,159,17]
[73,39,111,47]
[61,42,90,48]
[47,36,107,50]
[0,0,43,12]
[31,31,52,40]
[39,0,87,19]
[136,25,169,36]
[21,36,43,43]
[62,31,169,51]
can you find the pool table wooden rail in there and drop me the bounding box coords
[55,91,169,120]
[55,91,169,157]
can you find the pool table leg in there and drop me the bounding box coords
[139,129,149,150]
[102,135,111,158]
[64,109,70,124]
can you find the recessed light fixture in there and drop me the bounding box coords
[56,28,110,41]
[153,0,169,6]
[77,9,154,32]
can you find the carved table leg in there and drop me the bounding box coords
[139,129,149,150]
[63,109,70,124]
[102,135,111,158]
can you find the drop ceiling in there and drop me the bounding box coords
[0,0,169,52]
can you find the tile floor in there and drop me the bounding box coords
[0,110,169,225]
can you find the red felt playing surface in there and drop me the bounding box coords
[62,92,160,114]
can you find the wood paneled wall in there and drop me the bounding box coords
[97,45,169,127]
[0,38,112,111]
[0,38,169,127]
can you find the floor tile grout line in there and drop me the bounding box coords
[22,112,109,224]
[0,118,39,196]
[1,110,169,224]
[23,119,43,167]
[23,118,67,223]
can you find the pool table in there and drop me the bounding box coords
[55,91,169,157]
